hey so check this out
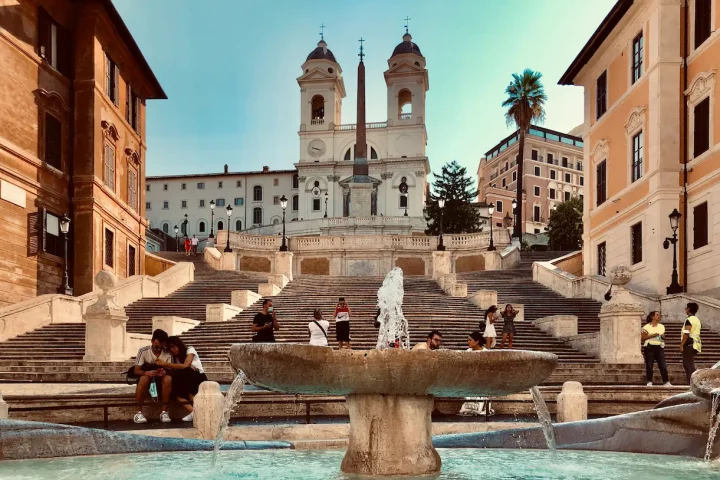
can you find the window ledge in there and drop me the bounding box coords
[629,261,646,272]
[688,244,712,260]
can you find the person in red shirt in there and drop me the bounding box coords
[184,236,191,256]
[334,297,351,349]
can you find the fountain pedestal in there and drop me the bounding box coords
[342,394,440,476]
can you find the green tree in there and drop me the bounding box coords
[425,160,481,235]
[501,69,547,241]
[547,197,583,251]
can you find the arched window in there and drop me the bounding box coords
[235,219,242,231]
[199,221,206,233]
[292,174,299,189]
[292,194,299,211]
[371,147,378,160]
[345,144,378,161]
[162,223,169,234]
[217,220,224,231]
[311,95,325,123]
[253,207,263,225]
[272,218,280,225]
[181,222,187,235]
[253,185,263,202]
[398,89,412,119]
[344,148,351,161]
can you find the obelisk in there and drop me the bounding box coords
[349,38,372,217]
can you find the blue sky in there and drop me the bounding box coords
[113,0,616,178]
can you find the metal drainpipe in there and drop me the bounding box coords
[682,1,689,292]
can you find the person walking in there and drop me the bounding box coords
[252,299,279,343]
[681,302,702,383]
[482,306,498,349]
[499,304,519,349]
[191,235,199,256]
[157,336,208,422]
[308,309,330,347]
[641,311,670,386]
[184,236,191,257]
[334,297,352,349]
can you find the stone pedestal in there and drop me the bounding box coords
[220,252,236,271]
[469,290,497,310]
[83,272,130,362]
[341,394,441,476]
[206,304,242,322]
[349,182,372,217]
[448,283,467,297]
[440,273,456,291]
[598,266,644,364]
[432,251,451,281]
[556,381,587,422]
[274,252,293,281]
[483,251,501,270]
[258,283,281,297]
[151,316,199,336]
[268,274,289,288]
[0,392,7,419]
[193,381,224,440]
[534,315,578,337]
[231,290,262,309]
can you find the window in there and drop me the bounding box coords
[596,160,607,206]
[694,97,710,158]
[631,222,643,265]
[104,54,119,106]
[103,142,115,191]
[564,191,571,201]
[253,207,262,224]
[550,170,556,180]
[531,149,538,160]
[534,228,541,234]
[199,199,205,208]
[271,196,278,205]
[496,200,503,213]
[313,198,321,211]
[181,222,187,236]
[126,85,141,133]
[37,8,71,76]
[162,223,169,234]
[199,222,206,233]
[181,183,186,190]
[550,188,556,200]
[632,131,644,182]
[104,228,114,267]
[43,113,62,170]
[596,71,608,119]
[253,185,263,202]
[218,181,223,189]
[547,153,554,164]
[236,180,242,188]
[399,195,408,208]
[534,186,540,197]
[163,184,168,191]
[580,176,584,186]
[292,175,299,189]
[344,149,351,161]
[42,210,62,257]
[534,166,541,176]
[580,194,584,203]
[565,173,571,183]
[163,201,169,209]
[234,198,243,206]
[512,171,517,182]
[632,32,644,84]
[562,157,568,168]
[292,194,299,211]
[597,242,607,276]
[128,245,136,276]
[216,199,225,207]
[694,201,709,249]
[232,220,240,231]
[146,202,151,210]
[217,220,224,231]
[502,178,506,188]
[695,0,712,48]
[181,200,187,209]
[197,182,205,190]
[274,178,279,186]
[533,205,541,222]
[128,169,138,211]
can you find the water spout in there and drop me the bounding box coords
[705,388,720,461]
[375,267,409,350]
[530,386,557,460]
[212,371,247,467]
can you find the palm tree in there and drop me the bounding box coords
[501,69,547,243]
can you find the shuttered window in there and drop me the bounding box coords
[596,71,608,119]
[596,160,607,206]
[631,32,644,84]
[631,222,642,265]
[128,169,138,211]
[103,142,115,191]
[694,202,709,249]
[632,131,643,182]
[38,7,71,77]
[105,54,119,106]
[597,242,607,276]
[695,0,712,48]
[694,97,710,158]
[44,113,62,170]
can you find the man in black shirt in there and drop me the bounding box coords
[252,299,279,342]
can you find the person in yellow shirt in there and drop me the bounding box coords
[641,311,670,386]
[680,302,702,383]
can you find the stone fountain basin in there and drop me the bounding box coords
[228,343,558,397]
[691,368,720,399]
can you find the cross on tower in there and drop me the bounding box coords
[358,37,365,61]
[319,23,326,40]
[404,16,411,34]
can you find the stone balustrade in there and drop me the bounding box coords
[151,316,200,336]
[556,382,587,423]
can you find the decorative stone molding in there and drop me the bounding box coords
[100,120,120,141]
[326,175,340,181]
[124,148,141,165]
[624,107,647,135]
[34,89,70,115]
[590,139,609,163]
[415,171,425,177]
[380,173,394,179]
[685,70,716,105]
[297,176,307,182]
[85,271,123,316]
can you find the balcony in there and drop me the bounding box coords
[399,113,412,120]
[335,122,388,131]
[311,118,325,125]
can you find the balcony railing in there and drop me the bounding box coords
[399,113,412,120]
[336,122,388,131]
[311,118,325,125]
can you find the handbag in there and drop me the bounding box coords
[311,320,328,340]
[604,285,613,301]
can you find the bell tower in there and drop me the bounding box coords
[384,30,428,128]
[298,36,345,134]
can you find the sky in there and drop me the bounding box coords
[113,0,617,178]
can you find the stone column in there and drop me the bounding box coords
[556,381,587,422]
[274,251,294,281]
[432,251,451,281]
[598,266,644,364]
[83,272,130,362]
[193,381,225,440]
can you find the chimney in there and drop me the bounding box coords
[262,166,269,172]
[224,164,229,174]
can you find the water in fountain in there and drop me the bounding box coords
[704,388,720,461]
[211,370,247,467]
[530,386,557,460]
[375,267,410,350]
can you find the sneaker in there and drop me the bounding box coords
[133,412,147,424]
[182,412,194,422]
[160,411,171,423]
[664,382,673,386]
[646,382,653,386]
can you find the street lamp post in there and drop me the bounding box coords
[59,213,73,295]
[512,198,520,246]
[224,205,233,252]
[174,225,179,252]
[183,214,188,238]
[437,198,446,251]
[663,208,683,295]
[209,200,215,239]
[323,192,328,218]
[403,193,409,217]
[487,203,496,251]
[280,195,288,252]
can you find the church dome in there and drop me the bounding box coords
[306,40,337,63]
[391,33,422,57]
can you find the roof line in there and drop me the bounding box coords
[558,0,634,86]
[483,125,583,158]
[147,169,299,180]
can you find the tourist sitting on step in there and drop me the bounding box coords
[641,311,671,387]
[156,336,208,422]
[252,299,279,343]
[334,297,352,350]
[132,329,173,424]
[309,309,330,347]
[412,330,443,350]
[481,306,499,349]
[459,331,494,416]
[499,304,519,350]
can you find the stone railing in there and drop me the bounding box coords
[240,216,426,237]
[335,122,387,131]
[0,262,195,342]
[145,252,176,276]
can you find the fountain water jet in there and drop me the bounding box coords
[530,386,557,460]
[705,389,720,461]
[375,267,409,350]
[212,371,247,467]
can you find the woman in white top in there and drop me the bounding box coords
[459,331,491,415]
[482,306,498,349]
[157,336,207,422]
[309,309,330,347]
[466,330,487,352]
